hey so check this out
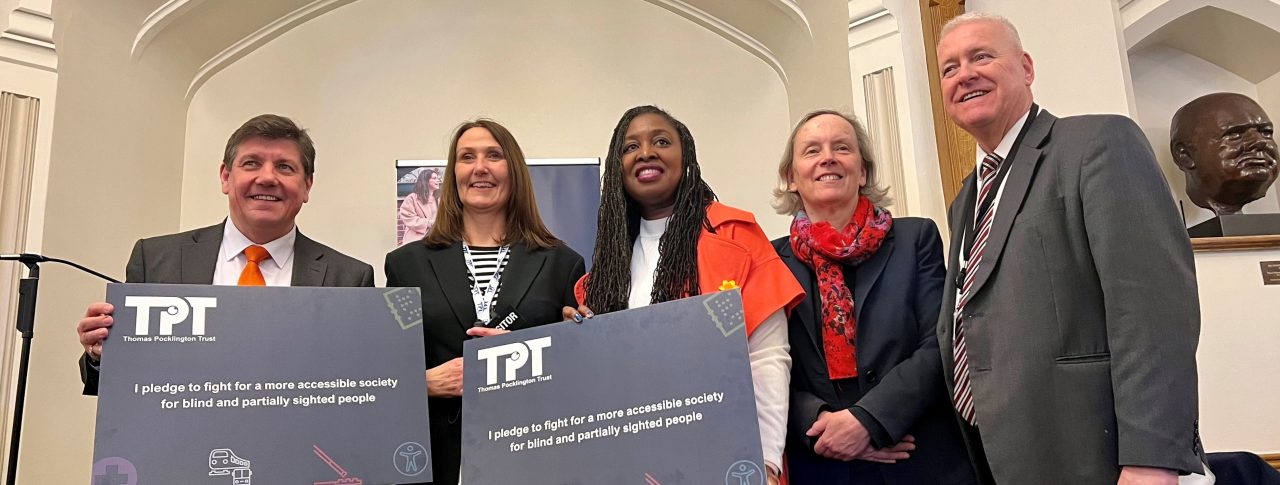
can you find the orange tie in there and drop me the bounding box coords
[238,245,271,286]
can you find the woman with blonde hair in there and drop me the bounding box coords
[772,109,975,484]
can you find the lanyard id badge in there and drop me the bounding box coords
[462,243,510,325]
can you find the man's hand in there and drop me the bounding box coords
[1117,466,1177,485]
[807,409,872,461]
[77,302,114,361]
[860,435,915,464]
[425,358,463,398]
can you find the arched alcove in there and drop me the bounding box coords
[1127,5,1280,227]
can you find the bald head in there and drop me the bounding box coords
[1170,92,1278,214]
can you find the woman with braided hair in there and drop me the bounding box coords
[566,105,803,484]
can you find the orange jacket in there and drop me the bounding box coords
[575,202,803,336]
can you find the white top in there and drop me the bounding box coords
[213,220,297,286]
[627,216,791,470]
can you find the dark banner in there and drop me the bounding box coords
[91,284,432,485]
[461,290,765,484]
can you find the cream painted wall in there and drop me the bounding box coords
[17,1,194,483]
[1130,45,1280,227]
[970,0,1136,117]
[1192,249,1280,454]
[180,0,791,285]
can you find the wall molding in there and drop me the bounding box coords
[185,0,356,101]
[1191,235,1280,252]
[131,0,208,61]
[0,91,39,483]
[765,0,812,38]
[134,0,794,101]
[645,0,790,86]
[0,5,55,71]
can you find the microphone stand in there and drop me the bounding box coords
[1,253,118,485]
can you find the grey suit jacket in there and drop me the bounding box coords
[937,110,1203,483]
[80,221,374,394]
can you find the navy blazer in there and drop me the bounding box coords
[774,217,975,485]
[384,240,584,485]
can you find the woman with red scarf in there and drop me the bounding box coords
[772,110,976,484]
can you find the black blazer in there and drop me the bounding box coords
[79,222,375,395]
[384,240,584,485]
[774,217,975,485]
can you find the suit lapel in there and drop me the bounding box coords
[966,111,1056,300]
[494,243,545,311]
[852,228,893,324]
[430,241,481,330]
[179,223,221,284]
[291,231,329,287]
[777,242,822,358]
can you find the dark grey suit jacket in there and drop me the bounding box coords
[79,221,374,395]
[938,110,1203,483]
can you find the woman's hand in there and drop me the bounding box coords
[425,358,463,398]
[560,305,594,323]
[466,327,510,338]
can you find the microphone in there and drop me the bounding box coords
[0,254,47,263]
[0,253,119,283]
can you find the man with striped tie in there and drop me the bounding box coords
[934,13,1202,485]
[76,114,374,395]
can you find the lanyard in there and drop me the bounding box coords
[961,104,1039,263]
[462,243,510,324]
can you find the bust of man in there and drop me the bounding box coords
[1170,92,1279,215]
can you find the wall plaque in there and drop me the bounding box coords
[1262,261,1280,285]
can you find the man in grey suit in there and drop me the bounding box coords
[76,114,374,395]
[934,13,1202,485]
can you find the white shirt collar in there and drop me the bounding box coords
[220,219,297,270]
[638,216,670,238]
[984,109,1033,162]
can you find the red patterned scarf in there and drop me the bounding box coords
[789,195,892,380]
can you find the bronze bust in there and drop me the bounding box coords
[1170,92,1278,215]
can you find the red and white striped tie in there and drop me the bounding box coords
[952,153,1002,426]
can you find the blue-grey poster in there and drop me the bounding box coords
[461,290,764,485]
[90,284,432,485]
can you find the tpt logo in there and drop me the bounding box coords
[126,296,217,336]
[476,336,551,386]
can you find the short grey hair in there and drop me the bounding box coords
[772,109,891,215]
[940,12,1024,51]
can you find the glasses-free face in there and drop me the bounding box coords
[454,127,512,215]
[220,136,312,243]
[788,114,866,221]
[937,20,1035,149]
[621,113,684,220]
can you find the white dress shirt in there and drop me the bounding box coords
[213,221,297,286]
